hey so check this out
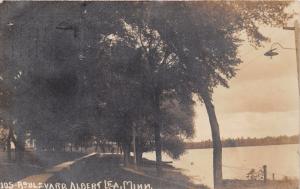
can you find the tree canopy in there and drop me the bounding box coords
[0,1,292,187]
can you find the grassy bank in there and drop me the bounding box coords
[0,152,209,189]
[223,179,299,189]
[47,154,209,189]
[0,151,84,182]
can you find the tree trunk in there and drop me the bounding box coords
[15,131,25,163]
[135,140,143,166]
[118,143,123,154]
[84,143,87,152]
[94,139,98,152]
[100,142,105,153]
[123,142,130,167]
[136,150,143,165]
[6,138,11,161]
[203,95,223,188]
[153,89,162,174]
[6,126,14,161]
[132,126,137,168]
[154,123,162,174]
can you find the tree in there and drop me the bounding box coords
[97,25,195,168]
[0,1,123,159]
[120,19,194,172]
[141,2,291,187]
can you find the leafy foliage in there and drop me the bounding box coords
[0,2,292,163]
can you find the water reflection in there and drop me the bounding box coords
[144,144,299,188]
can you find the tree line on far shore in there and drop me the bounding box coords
[185,135,299,149]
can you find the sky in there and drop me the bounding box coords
[192,2,300,141]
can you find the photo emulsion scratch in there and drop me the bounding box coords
[0,1,299,189]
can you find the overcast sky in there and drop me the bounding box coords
[193,2,300,141]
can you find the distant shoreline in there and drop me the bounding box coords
[185,142,299,150]
[185,135,299,149]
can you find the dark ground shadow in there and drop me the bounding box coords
[47,154,209,189]
[0,151,85,182]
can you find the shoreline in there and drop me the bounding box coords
[185,142,299,150]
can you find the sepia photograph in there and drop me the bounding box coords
[0,1,299,189]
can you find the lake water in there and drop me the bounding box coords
[144,144,299,188]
